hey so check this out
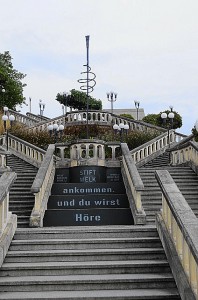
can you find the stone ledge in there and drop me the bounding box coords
[0,214,17,267]
[156,213,196,300]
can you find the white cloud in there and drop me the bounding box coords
[1,0,198,135]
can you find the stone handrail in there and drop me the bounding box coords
[131,130,184,166]
[156,169,198,299]
[27,115,65,133]
[66,110,167,133]
[55,140,121,167]
[26,112,50,122]
[30,144,55,227]
[171,140,198,173]
[8,109,39,127]
[0,150,7,169]
[121,143,146,224]
[0,172,17,266]
[25,110,167,134]
[1,134,46,168]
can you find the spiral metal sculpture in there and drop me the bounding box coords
[78,36,96,95]
[78,64,96,94]
[78,35,96,138]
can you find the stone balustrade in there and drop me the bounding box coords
[56,140,121,167]
[171,141,198,171]
[0,150,7,169]
[26,112,50,122]
[8,109,38,127]
[30,144,55,227]
[156,170,198,300]
[121,143,146,224]
[1,134,46,168]
[25,110,167,135]
[28,115,65,133]
[131,130,182,166]
[66,111,166,133]
[0,172,17,266]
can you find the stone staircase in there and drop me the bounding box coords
[0,226,181,299]
[2,151,195,299]
[6,155,38,228]
[139,152,198,223]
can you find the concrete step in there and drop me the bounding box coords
[9,237,162,251]
[10,210,32,216]
[0,273,177,292]
[11,182,33,187]
[138,163,198,224]
[0,288,181,299]
[0,221,180,299]
[0,260,171,277]
[5,247,166,263]
[13,226,158,240]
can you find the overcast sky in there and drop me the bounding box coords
[1,0,198,135]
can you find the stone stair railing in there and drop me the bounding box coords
[55,140,121,167]
[66,110,167,133]
[121,143,146,225]
[0,172,17,266]
[7,109,39,127]
[0,150,7,170]
[1,134,46,168]
[131,130,185,167]
[171,139,198,173]
[30,144,55,227]
[26,112,50,122]
[21,110,167,135]
[156,169,198,300]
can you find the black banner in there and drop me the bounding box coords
[43,208,134,226]
[51,182,126,195]
[70,166,106,183]
[48,194,129,209]
[106,168,123,182]
[54,166,123,183]
[54,168,70,183]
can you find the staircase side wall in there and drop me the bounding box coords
[156,213,196,300]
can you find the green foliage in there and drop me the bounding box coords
[142,110,182,129]
[0,51,26,109]
[11,124,53,149]
[125,130,159,150]
[142,114,159,126]
[157,110,182,129]
[11,122,160,152]
[120,113,134,120]
[192,127,198,142]
[56,89,102,111]
[66,124,109,140]
[102,129,159,150]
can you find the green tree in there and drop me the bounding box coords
[0,51,26,109]
[142,114,159,126]
[142,110,182,129]
[56,89,102,111]
[120,113,134,120]
[192,126,198,142]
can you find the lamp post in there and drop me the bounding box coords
[107,91,117,114]
[113,123,129,142]
[2,107,15,151]
[47,124,64,143]
[1,88,5,108]
[39,100,45,119]
[161,108,174,146]
[134,100,140,120]
[62,91,71,115]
